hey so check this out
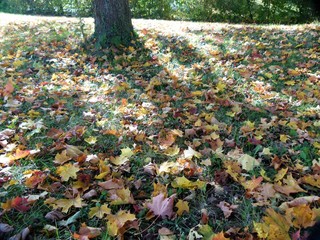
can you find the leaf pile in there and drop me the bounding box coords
[0,15,319,239]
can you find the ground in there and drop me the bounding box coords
[0,13,319,240]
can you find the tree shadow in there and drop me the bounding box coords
[0,18,319,239]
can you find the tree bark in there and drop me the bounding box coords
[93,0,134,47]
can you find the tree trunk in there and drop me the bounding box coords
[93,0,134,47]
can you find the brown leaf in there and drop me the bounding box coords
[217,201,238,218]
[45,210,65,221]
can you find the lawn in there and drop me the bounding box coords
[0,13,319,240]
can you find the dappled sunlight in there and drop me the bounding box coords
[0,13,319,239]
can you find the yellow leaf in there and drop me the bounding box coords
[128,46,135,52]
[313,142,320,149]
[264,73,273,79]
[260,169,272,182]
[301,175,320,188]
[226,111,235,117]
[109,147,134,165]
[237,154,260,171]
[262,148,272,155]
[288,69,300,76]
[106,210,136,236]
[210,132,220,140]
[216,81,226,92]
[56,163,80,181]
[46,195,84,213]
[109,188,135,205]
[191,91,202,97]
[12,60,24,68]
[175,200,189,216]
[89,204,111,219]
[254,221,269,238]
[263,208,291,240]
[84,136,97,145]
[54,150,71,165]
[285,80,295,86]
[274,168,288,182]
[164,145,180,156]
[241,176,263,191]
[288,205,316,228]
[158,161,179,175]
[183,146,202,159]
[280,134,289,143]
[171,176,206,190]
[194,119,202,127]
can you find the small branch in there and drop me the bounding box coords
[134,215,160,236]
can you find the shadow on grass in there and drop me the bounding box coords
[0,19,319,239]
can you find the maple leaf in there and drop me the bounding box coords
[66,144,84,158]
[9,148,30,161]
[54,150,71,165]
[274,173,306,196]
[237,154,260,171]
[4,80,14,96]
[73,223,102,239]
[84,136,97,145]
[88,204,111,219]
[212,232,230,240]
[255,208,291,240]
[11,197,31,212]
[171,176,206,190]
[164,145,180,156]
[106,210,136,236]
[217,201,238,218]
[47,128,64,139]
[109,147,134,165]
[98,178,124,190]
[147,193,175,219]
[158,130,176,149]
[241,176,263,192]
[56,163,80,181]
[24,170,46,188]
[183,146,202,159]
[45,195,84,213]
[175,199,189,216]
[279,196,320,211]
[286,205,316,228]
[108,188,135,205]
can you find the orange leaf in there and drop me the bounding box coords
[4,80,14,96]
[212,232,230,240]
[10,149,30,161]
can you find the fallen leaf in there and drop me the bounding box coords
[74,223,102,239]
[54,150,71,165]
[175,199,189,216]
[106,210,136,236]
[217,201,238,218]
[56,163,80,182]
[89,204,111,219]
[171,176,206,190]
[147,193,175,219]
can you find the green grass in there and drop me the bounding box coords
[0,14,319,239]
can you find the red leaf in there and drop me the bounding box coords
[11,197,31,212]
